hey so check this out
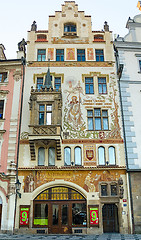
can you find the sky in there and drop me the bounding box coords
[0,0,140,59]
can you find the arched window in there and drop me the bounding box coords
[64,147,71,166]
[38,147,45,166]
[64,23,76,33]
[75,147,81,165]
[98,146,105,165]
[109,146,116,165]
[48,147,55,166]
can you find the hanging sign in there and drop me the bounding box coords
[90,207,99,225]
[20,206,30,226]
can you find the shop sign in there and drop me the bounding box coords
[20,207,30,226]
[90,208,99,225]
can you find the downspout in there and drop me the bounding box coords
[14,56,26,231]
[114,47,135,233]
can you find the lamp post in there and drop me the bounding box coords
[15,179,21,198]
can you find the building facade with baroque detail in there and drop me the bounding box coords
[0,45,24,232]
[15,2,129,234]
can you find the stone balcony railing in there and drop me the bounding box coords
[29,125,61,136]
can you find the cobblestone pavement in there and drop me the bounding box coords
[0,234,141,240]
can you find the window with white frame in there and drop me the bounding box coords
[64,147,71,166]
[39,104,52,125]
[38,147,45,166]
[98,146,105,165]
[74,147,82,165]
[108,146,116,165]
[48,147,55,166]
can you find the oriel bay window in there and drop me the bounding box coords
[39,104,52,125]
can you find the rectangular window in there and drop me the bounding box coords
[111,184,117,196]
[54,77,61,91]
[37,77,43,91]
[37,49,46,61]
[139,60,141,72]
[87,109,108,130]
[39,104,52,125]
[0,73,7,83]
[94,109,101,130]
[0,100,4,119]
[77,49,85,61]
[85,77,94,94]
[95,49,104,62]
[56,49,64,61]
[101,185,107,196]
[98,77,107,94]
[87,110,94,130]
[102,110,108,130]
[34,204,48,226]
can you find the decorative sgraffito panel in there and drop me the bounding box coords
[87,48,94,60]
[20,169,125,193]
[66,48,75,60]
[63,73,122,140]
[83,144,96,166]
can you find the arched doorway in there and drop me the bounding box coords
[33,186,87,234]
[102,204,119,233]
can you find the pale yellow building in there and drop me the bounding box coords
[15,1,129,234]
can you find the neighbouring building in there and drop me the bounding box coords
[0,45,24,232]
[15,1,129,234]
[114,13,141,234]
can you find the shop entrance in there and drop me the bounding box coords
[33,186,87,234]
[102,204,119,233]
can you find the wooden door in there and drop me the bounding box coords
[50,202,71,234]
[102,204,119,233]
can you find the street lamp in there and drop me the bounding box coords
[15,179,21,198]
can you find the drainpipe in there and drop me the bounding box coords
[114,47,135,233]
[14,56,26,231]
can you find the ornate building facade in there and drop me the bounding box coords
[15,2,129,234]
[114,13,141,234]
[0,45,24,232]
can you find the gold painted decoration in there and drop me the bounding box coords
[20,169,125,193]
[84,145,96,166]
[87,48,94,60]
[66,48,75,60]
[48,48,54,60]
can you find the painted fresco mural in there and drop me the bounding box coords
[66,48,75,60]
[48,48,54,60]
[21,169,125,193]
[87,48,94,60]
[63,73,122,140]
